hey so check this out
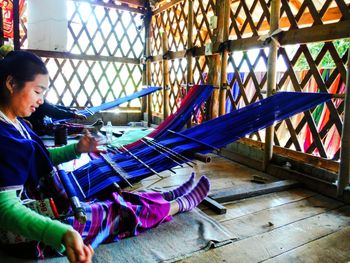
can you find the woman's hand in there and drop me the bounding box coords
[63,229,94,263]
[74,113,87,120]
[75,130,100,153]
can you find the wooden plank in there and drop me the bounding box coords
[209,180,299,203]
[203,188,317,223]
[222,194,344,239]
[179,205,350,263]
[265,226,350,263]
[24,49,140,64]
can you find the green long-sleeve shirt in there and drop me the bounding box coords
[0,143,81,250]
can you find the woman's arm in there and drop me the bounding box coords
[0,190,71,250]
[0,190,93,262]
[48,143,80,165]
[48,131,101,165]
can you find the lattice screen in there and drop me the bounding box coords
[225,0,350,160]
[20,0,144,109]
[150,0,213,120]
[229,0,271,39]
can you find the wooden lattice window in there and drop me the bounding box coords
[225,37,348,161]
[18,0,144,110]
[44,57,142,108]
[169,58,187,114]
[281,0,350,30]
[229,0,271,39]
[151,61,163,113]
[193,0,215,47]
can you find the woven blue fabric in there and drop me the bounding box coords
[72,92,332,199]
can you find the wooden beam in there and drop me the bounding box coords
[237,137,339,173]
[115,0,145,8]
[0,6,4,45]
[25,49,140,64]
[149,20,350,62]
[13,0,20,50]
[153,0,184,15]
[72,0,145,13]
[254,6,343,34]
[279,20,350,45]
[209,180,299,203]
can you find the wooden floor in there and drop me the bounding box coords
[134,154,350,263]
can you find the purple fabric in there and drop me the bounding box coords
[64,191,171,245]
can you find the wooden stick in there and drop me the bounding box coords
[116,143,164,178]
[141,139,183,169]
[144,137,196,167]
[167,129,220,151]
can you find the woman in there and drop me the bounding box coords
[0,50,210,262]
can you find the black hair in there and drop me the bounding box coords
[0,51,48,104]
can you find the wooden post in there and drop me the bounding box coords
[13,0,20,50]
[0,5,4,46]
[143,9,153,126]
[263,0,281,171]
[337,49,350,196]
[208,0,225,120]
[161,32,170,120]
[186,0,194,128]
[219,0,230,116]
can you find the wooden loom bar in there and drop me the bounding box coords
[337,48,350,196]
[161,32,170,119]
[263,0,281,172]
[24,49,140,64]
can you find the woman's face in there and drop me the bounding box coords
[11,74,49,117]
